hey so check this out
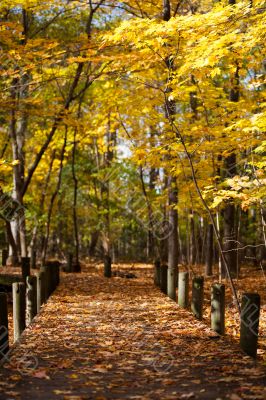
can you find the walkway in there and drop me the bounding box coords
[0,265,265,399]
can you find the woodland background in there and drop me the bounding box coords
[0,0,265,285]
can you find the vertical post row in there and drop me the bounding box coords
[154,259,161,287]
[240,293,260,358]
[191,276,204,320]
[21,257,30,284]
[26,276,37,325]
[12,282,26,342]
[211,283,225,335]
[160,264,168,294]
[104,255,112,278]
[0,293,9,357]
[178,271,189,308]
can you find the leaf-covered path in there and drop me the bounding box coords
[0,264,265,400]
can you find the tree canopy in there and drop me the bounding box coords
[0,0,265,271]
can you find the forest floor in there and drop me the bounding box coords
[0,263,265,400]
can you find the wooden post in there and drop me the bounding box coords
[31,250,37,269]
[240,293,260,358]
[0,293,9,357]
[36,271,46,313]
[21,257,30,284]
[51,265,56,292]
[167,265,177,301]
[73,262,81,273]
[160,264,168,294]
[178,271,189,308]
[46,265,53,296]
[154,259,161,286]
[12,282,26,342]
[1,249,8,267]
[67,252,73,272]
[26,276,37,325]
[54,263,60,288]
[211,283,225,335]
[104,255,112,278]
[191,276,204,320]
[40,266,48,302]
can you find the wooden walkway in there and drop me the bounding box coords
[0,265,265,399]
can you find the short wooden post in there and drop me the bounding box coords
[54,263,59,288]
[12,282,26,342]
[178,271,189,308]
[36,271,45,313]
[1,249,8,267]
[73,261,81,273]
[160,264,168,294]
[167,266,177,301]
[0,293,9,357]
[104,255,112,278]
[191,276,204,320]
[46,265,53,296]
[50,265,56,292]
[26,276,37,325]
[240,293,260,358]
[30,250,37,269]
[211,283,225,335]
[67,252,73,272]
[154,259,161,286]
[21,257,30,284]
[40,266,49,302]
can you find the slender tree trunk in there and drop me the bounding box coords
[222,10,240,276]
[222,144,238,277]
[6,221,18,263]
[167,175,178,300]
[101,128,116,258]
[160,172,168,262]
[41,130,67,265]
[72,128,80,266]
[139,165,157,260]
[205,223,213,276]
[161,1,179,300]
[89,231,99,256]
[9,10,30,261]
[37,150,56,260]
[189,212,196,264]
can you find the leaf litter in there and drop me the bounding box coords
[0,263,265,399]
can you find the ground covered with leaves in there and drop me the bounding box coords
[183,264,266,361]
[0,264,265,399]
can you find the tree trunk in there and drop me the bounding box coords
[189,212,196,264]
[222,26,240,277]
[89,231,99,256]
[222,150,237,278]
[41,130,67,265]
[167,175,178,300]
[205,223,213,276]
[72,128,80,267]
[101,127,116,258]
